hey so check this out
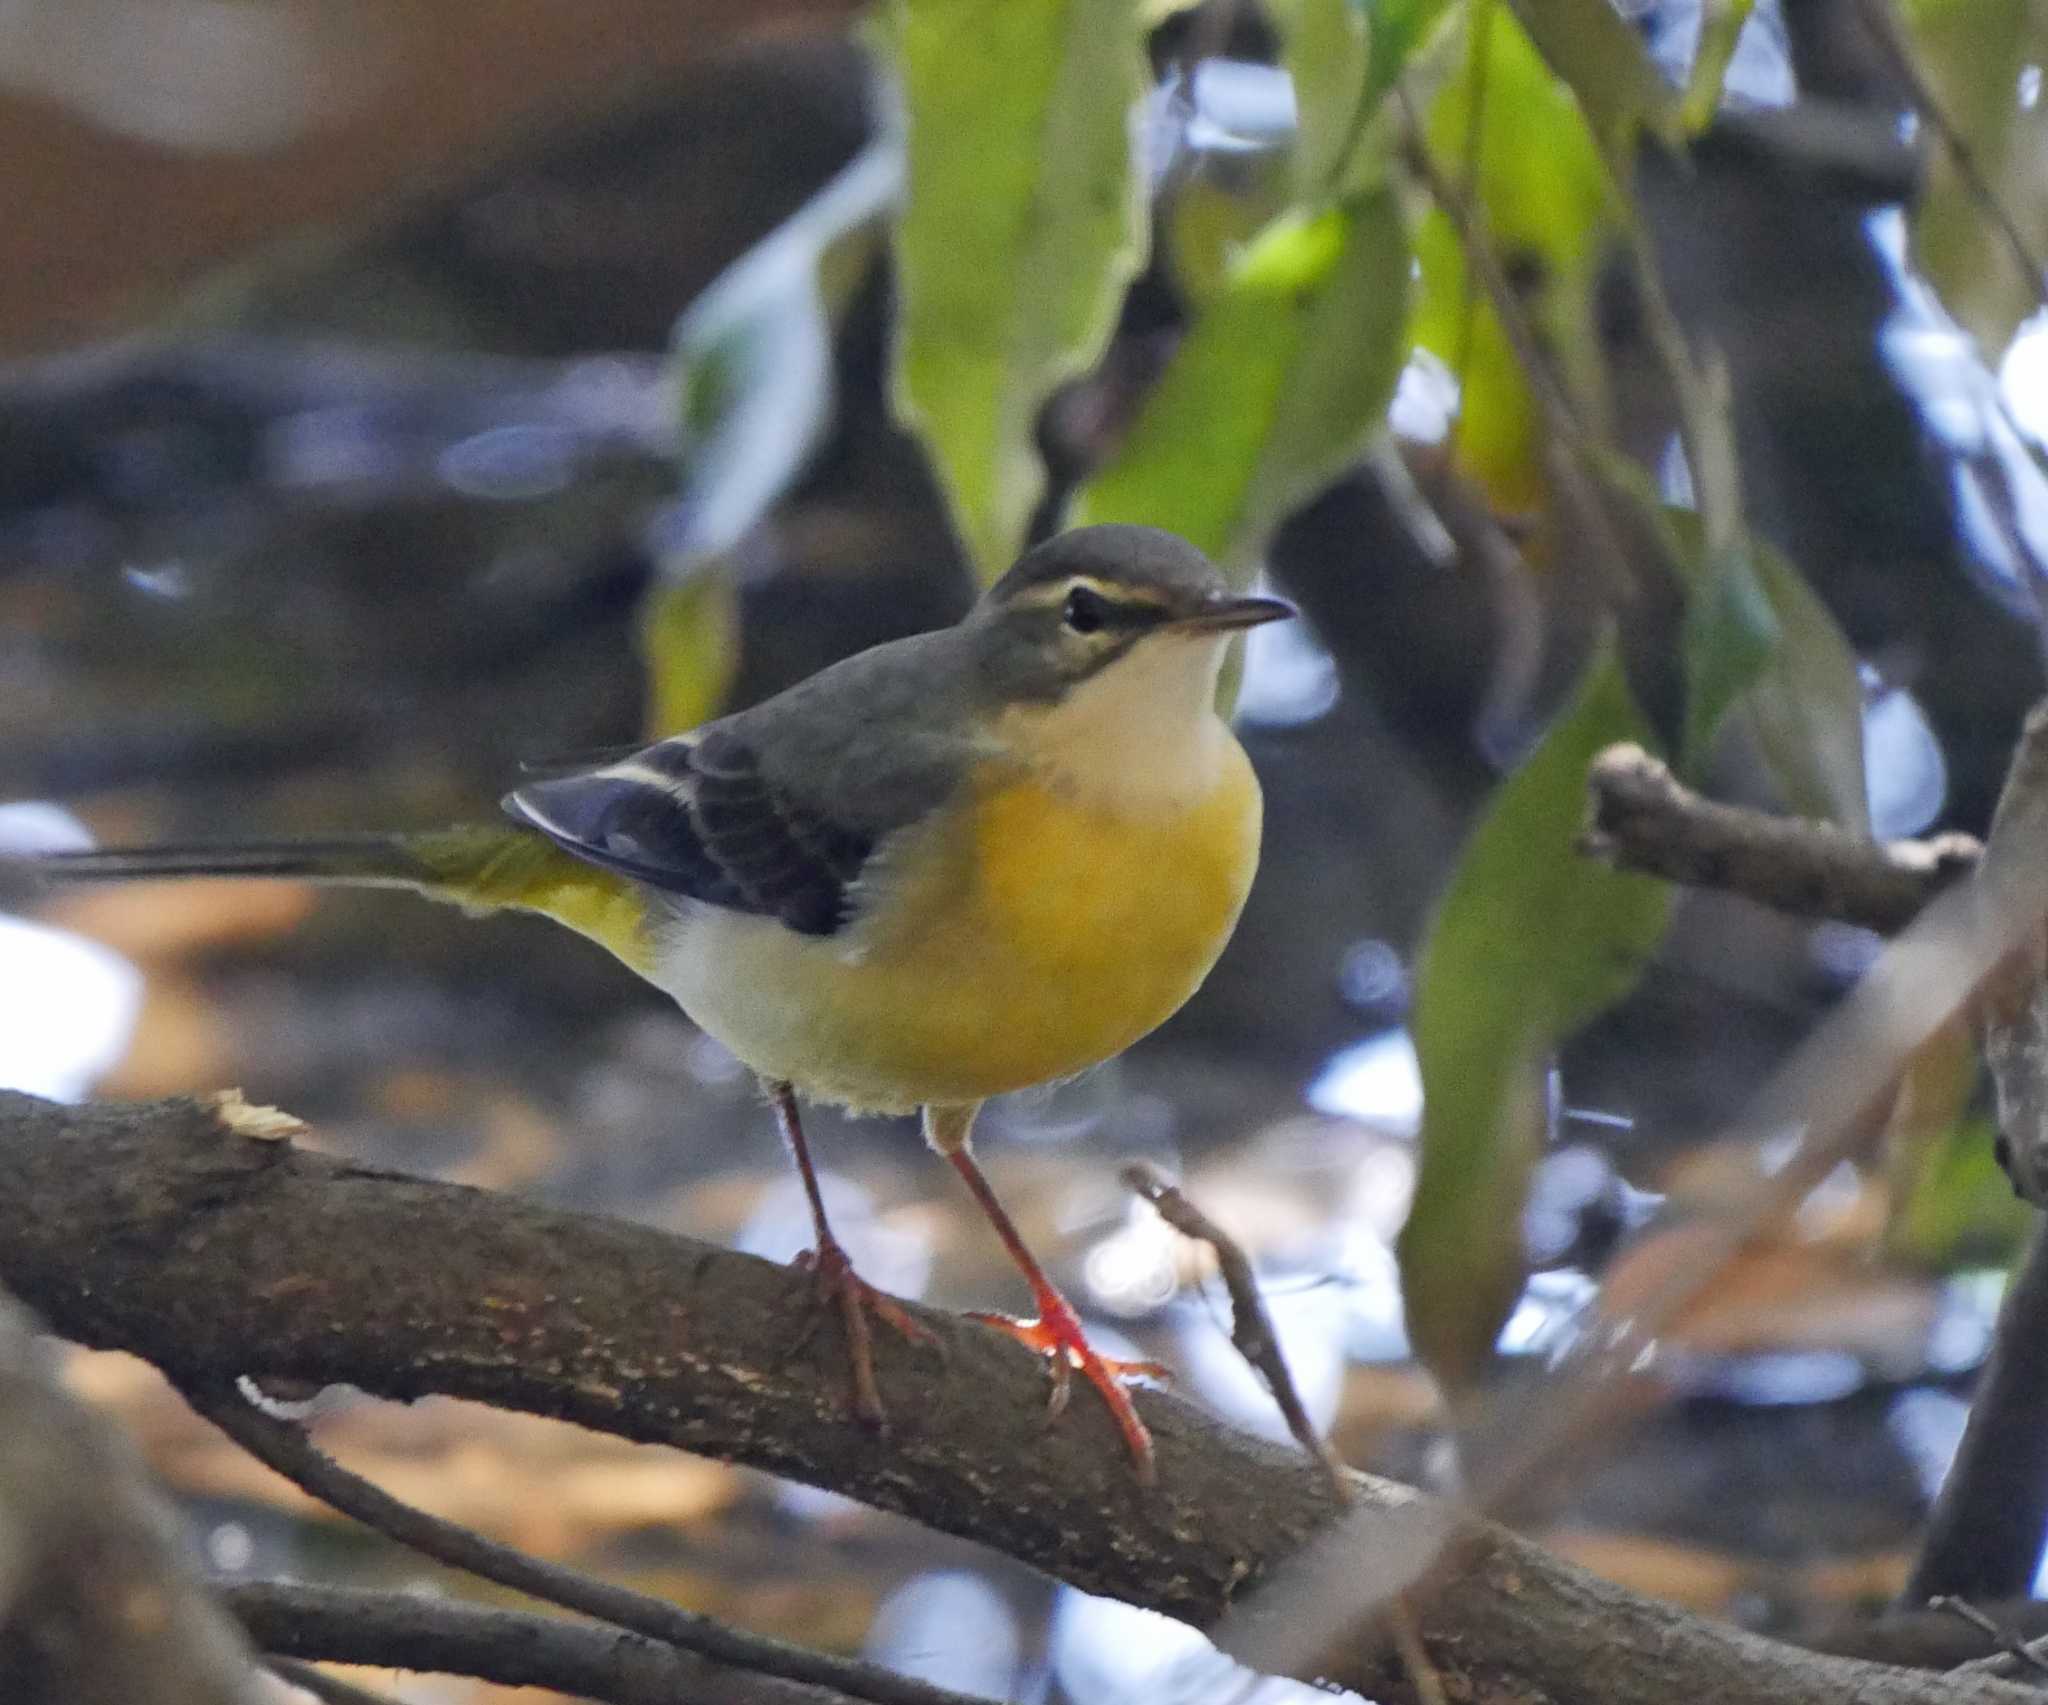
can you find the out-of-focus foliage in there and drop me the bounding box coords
[1268,0,1372,197]
[1074,193,1410,575]
[1881,1020,2028,1268]
[1410,4,1613,518]
[1619,485,1871,825]
[1502,0,1678,152]
[1680,0,1757,132]
[656,140,903,734]
[882,0,1149,581]
[1740,539,1872,830]
[1399,647,1670,1392]
[1900,0,2048,357]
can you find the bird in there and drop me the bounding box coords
[21,522,1289,1480]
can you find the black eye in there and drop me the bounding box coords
[1062,586,1108,634]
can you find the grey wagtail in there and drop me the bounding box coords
[23,522,1290,1480]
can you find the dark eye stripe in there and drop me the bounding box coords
[1061,581,1169,633]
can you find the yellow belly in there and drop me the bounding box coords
[655,744,1263,1111]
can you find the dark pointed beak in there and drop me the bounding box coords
[1170,592,1296,633]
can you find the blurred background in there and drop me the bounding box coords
[4,0,2048,1698]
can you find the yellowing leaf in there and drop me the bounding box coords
[1270,0,1373,197]
[1502,0,1681,153]
[1073,191,1411,574]
[885,0,1149,580]
[1412,4,1614,516]
[638,566,740,738]
[1399,645,1671,1393]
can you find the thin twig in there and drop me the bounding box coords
[1582,741,1983,932]
[229,1582,863,1705]
[1122,1162,1350,1497]
[1930,1598,2048,1682]
[266,1659,405,1705]
[180,1379,976,1705]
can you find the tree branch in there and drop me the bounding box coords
[180,1378,976,1705]
[1582,742,1982,932]
[0,1088,2036,1704]
[229,1582,862,1705]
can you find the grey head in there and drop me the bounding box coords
[966,524,1292,705]
[503,525,1289,939]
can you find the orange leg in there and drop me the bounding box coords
[768,1081,935,1427]
[943,1145,1167,1483]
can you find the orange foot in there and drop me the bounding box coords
[795,1238,939,1428]
[969,1289,1168,1484]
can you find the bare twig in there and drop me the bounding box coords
[1904,704,2048,1608]
[1929,1598,2048,1682]
[1903,1224,2048,1610]
[1583,742,1982,932]
[228,1582,866,1705]
[1122,1161,1349,1496]
[180,1380,973,1705]
[266,1659,405,1705]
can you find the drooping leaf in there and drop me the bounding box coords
[1742,539,1870,831]
[1502,0,1681,153]
[1411,3,1613,517]
[884,0,1149,580]
[1682,0,1759,133]
[1269,0,1373,198]
[639,567,740,738]
[1881,1017,1997,1266]
[1399,643,1671,1394]
[1899,0,2048,357]
[1679,541,1780,776]
[1594,457,1868,823]
[1891,1114,2033,1270]
[1073,189,1411,575]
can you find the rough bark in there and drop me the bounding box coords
[1582,742,1981,934]
[0,1088,2031,1705]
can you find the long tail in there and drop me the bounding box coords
[13,825,655,975]
[22,834,440,887]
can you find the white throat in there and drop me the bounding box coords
[996,634,1233,814]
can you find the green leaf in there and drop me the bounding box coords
[1592,457,1867,823]
[1900,0,2048,356]
[1891,1115,2033,1270]
[1411,3,1613,514]
[1680,542,1780,776]
[638,566,740,738]
[1072,190,1411,574]
[1682,0,1758,133]
[1399,644,1671,1394]
[1501,0,1681,152]
[1270,0,1373,198]
[884,0,1149,580]
[1742,540,1869,831]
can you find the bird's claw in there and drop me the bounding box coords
[967,1300,1167,1483]
[795,1239,939,1429]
